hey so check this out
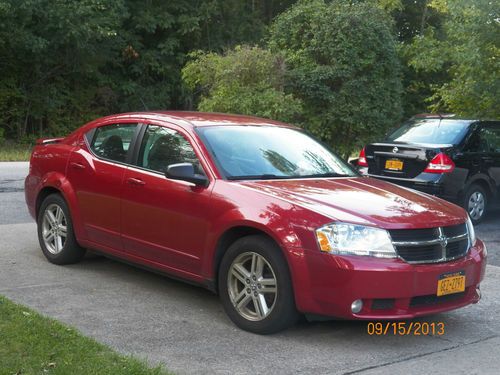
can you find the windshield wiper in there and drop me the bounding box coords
[299,172,349,178]
[227,174,293,180]
[227,172,350,180]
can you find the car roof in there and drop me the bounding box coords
[86,111,296,131]
[409,113,498,123]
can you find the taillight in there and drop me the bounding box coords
[424,153,455,173]
[358,147,368,167]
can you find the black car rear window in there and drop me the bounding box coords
[386,119,471,145]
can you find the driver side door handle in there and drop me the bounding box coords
[126,177,146,186]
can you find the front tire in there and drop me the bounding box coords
[37,193,86,264]
[464,184,488,224]
[218,235,299,334]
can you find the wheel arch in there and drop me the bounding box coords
[465,177,494,202]
[35,173,86,242]
[210,225,290,294]
[35,186,62,218]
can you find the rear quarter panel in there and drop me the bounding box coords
[25,141,75,220]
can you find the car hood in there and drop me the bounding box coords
[238,177,467,229]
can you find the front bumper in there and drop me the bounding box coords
[287,239,487,319]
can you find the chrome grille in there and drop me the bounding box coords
[389,223,470,264]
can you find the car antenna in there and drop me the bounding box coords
[437,112,443,128]
[139,95,149,111]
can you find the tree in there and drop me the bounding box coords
[195,0,298,50]
[182,46,303,123]
[403,0,499,117]
[0,0,127,139]
[0,0,301,142]
[269,0,403,157]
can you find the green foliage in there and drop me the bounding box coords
[182,46,303,123]
[404,0,499,117]
[0,0,496,148]
[0,0,297,142]
[196,0,298,49]
[269,0,403,156]
[0,143,32,161]
[0,0,127,139]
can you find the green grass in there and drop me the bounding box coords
[0,143,32,161]
[0,296,171,375]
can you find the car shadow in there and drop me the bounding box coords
[66,250,475,339]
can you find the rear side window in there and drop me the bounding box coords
[480,126,500,153]
[137,125,204,174]
[89,124,137,163]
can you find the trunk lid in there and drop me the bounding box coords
[364,142,453,179]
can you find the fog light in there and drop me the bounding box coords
[351,299,363,314]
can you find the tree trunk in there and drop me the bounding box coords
[17,102,31,141]
[420,0,429,36]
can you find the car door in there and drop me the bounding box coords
[67,122,139,249]
[479,122,500,199]
[121,123,214,276]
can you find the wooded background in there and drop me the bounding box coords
[0,0,498,156]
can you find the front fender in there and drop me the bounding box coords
[201,205,304,280]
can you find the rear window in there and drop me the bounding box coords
[386,119,471,145]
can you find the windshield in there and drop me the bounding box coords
[386,119,471,145]
[197,126,357,180]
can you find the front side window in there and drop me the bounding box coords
[137,125,204,174]
[90,124,137,163]
[197,126,356,180]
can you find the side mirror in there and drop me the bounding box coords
[348,158,359,167]
[165,163,208,187]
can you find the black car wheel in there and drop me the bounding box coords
[218,235,299,334]
[37,193,86,264]
[464,184,488,224]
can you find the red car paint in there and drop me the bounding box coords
[25,112,486,319]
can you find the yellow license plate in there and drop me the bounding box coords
[385,159,403,171]
[437,271,466,297]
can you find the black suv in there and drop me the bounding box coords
[358,115,500,223]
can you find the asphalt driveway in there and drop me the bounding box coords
[1,162,500,374]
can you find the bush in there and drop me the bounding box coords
[182,46,303,123]
[269,0,403,157]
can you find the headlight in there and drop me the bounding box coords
[315,223,397,258]
[466,216,477,247]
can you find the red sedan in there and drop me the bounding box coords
[25,112,487,334]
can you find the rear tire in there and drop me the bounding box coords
[37,193,86,264]
[218,235,299,334]
[464,184,488,224]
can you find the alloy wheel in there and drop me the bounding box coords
[468,191,485,221]
[227,251,278,321]
[41,203,68,254]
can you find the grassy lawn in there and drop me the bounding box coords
[0,296,170,375]
[0,143,32,161]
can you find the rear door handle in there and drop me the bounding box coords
[70,162,85,170]
[126,177,146,186]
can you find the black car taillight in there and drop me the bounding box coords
[358,147,368,167]
[424,153,455,174]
